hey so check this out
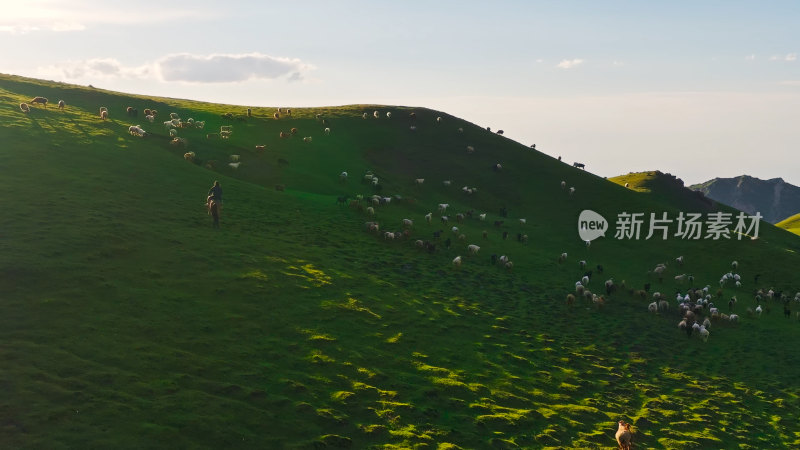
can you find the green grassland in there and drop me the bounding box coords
[777,214,800,237]
[2,73,800,449]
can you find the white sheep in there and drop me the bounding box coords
[558,253,568,263]
[367,206,375,216]
[386,112,392,118]
[384,231,395,240]
[467,244,480,255]
[19,103,30,113]
[373,110,380,119]
[569,187,575,195]
[560,181,566,189]
[438,203,449,213]
[466,146,475,154]
[362,112,368,119]
[229,162,241,169]
[324,127,331,135]
[729,314,739,323]
[451,226,459,234]
[145,114,154,123]
[170,112,180,120]
[443,180,451,186]
[340,171,348,181]
[100,110,108,120]
[581,275,589,286]
[519,218,526,226]
[163,120,174,129]
[453,256,462,267]
[458,127,464,133]
[402,219,413,228]
[371,177,378,185]
[436,116,442,123]
[220,131,232,139]
[172,118,181,127]
[303,136,312,143]
[676,256,684,265]
[169,129,178,137]
[220,125,232,132]
[579,260,586,269]
[755,305,762,316]
[99,107,108,114]
[415,178,425,185]
[648,302,658,313]
[57,100,65,110]
[410,125,416,131]
[425,212,432,224]
[731,260,738,270]
[698,325,709,342]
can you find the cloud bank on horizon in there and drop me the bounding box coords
[35,53,312,84]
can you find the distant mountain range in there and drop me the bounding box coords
[689,175,800,224]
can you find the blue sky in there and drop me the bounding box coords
[2,0,798,185]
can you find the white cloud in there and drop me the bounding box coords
[556,59,584,69]
[745,54,756,61]
[157,53,312,83]
[770,53,797,61]
[35,53,313,84]
[535,59,544,63]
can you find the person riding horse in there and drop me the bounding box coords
[207,181,222,214]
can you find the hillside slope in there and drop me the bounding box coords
[777,213,800,236]
[2,74,800,449]
[690,175,800,224]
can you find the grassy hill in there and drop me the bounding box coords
[2,73,800,449]
[777,213,800,236]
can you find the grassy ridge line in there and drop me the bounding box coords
[777,213,800,236]
[2,73,800,448]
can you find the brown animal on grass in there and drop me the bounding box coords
[30,97,48,108]
[615,420,632,449]
[208,200,220,228]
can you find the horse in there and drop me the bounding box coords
[208,200,220,228]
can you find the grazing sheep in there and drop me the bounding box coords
[57,100,65,110]
[170,137,187,146]
[169,129,178,138]
[436,116,442,123]
[100,107,108,114]
[227,162,241,169]
[566,294,575,306]
[19,103,29,113]
[675,274,687,283]
[374,110,380,119]
[648,302,658,313]
[452,256,462,267]
[303,136,312,143]
[425,212,432,224]
[220,131,232,139]
[367,206,375,216]
[466,145,475,154]
[255,145,266,152]
[582,276,590,286]
[468,244,480,255]
[579,260,586,270]
[573,162,585,169]
[183,151,195,161]
[170,112,180,120]
[443,180,451,186]
[438,203,449,213]
[100,110,108,120]
[415,178,425,185]
[458,127,464,133]
[729,314,739,323]
[558,253,567,264]
[30,96,48,108]
[386,111,392,118]
[560,181,566,189]
[273,112,280,119]
[755,305,762,316]
[505,261,514,272]
[493,163,502,171]
[731,260,738,270]
[698,325,709,342]
[402,219,413,228]
[146,114,154,122]
[128,125,146,137]
[519,218,526,226]
[676,256,684,265]
[625,182,630,187]
[324,127,331,135]
[658,300,669,312]
[362,112,368,119]
[409,125,417,131]
[569,187,575,195]
[478,213,486,221]
[451,226,459,234]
